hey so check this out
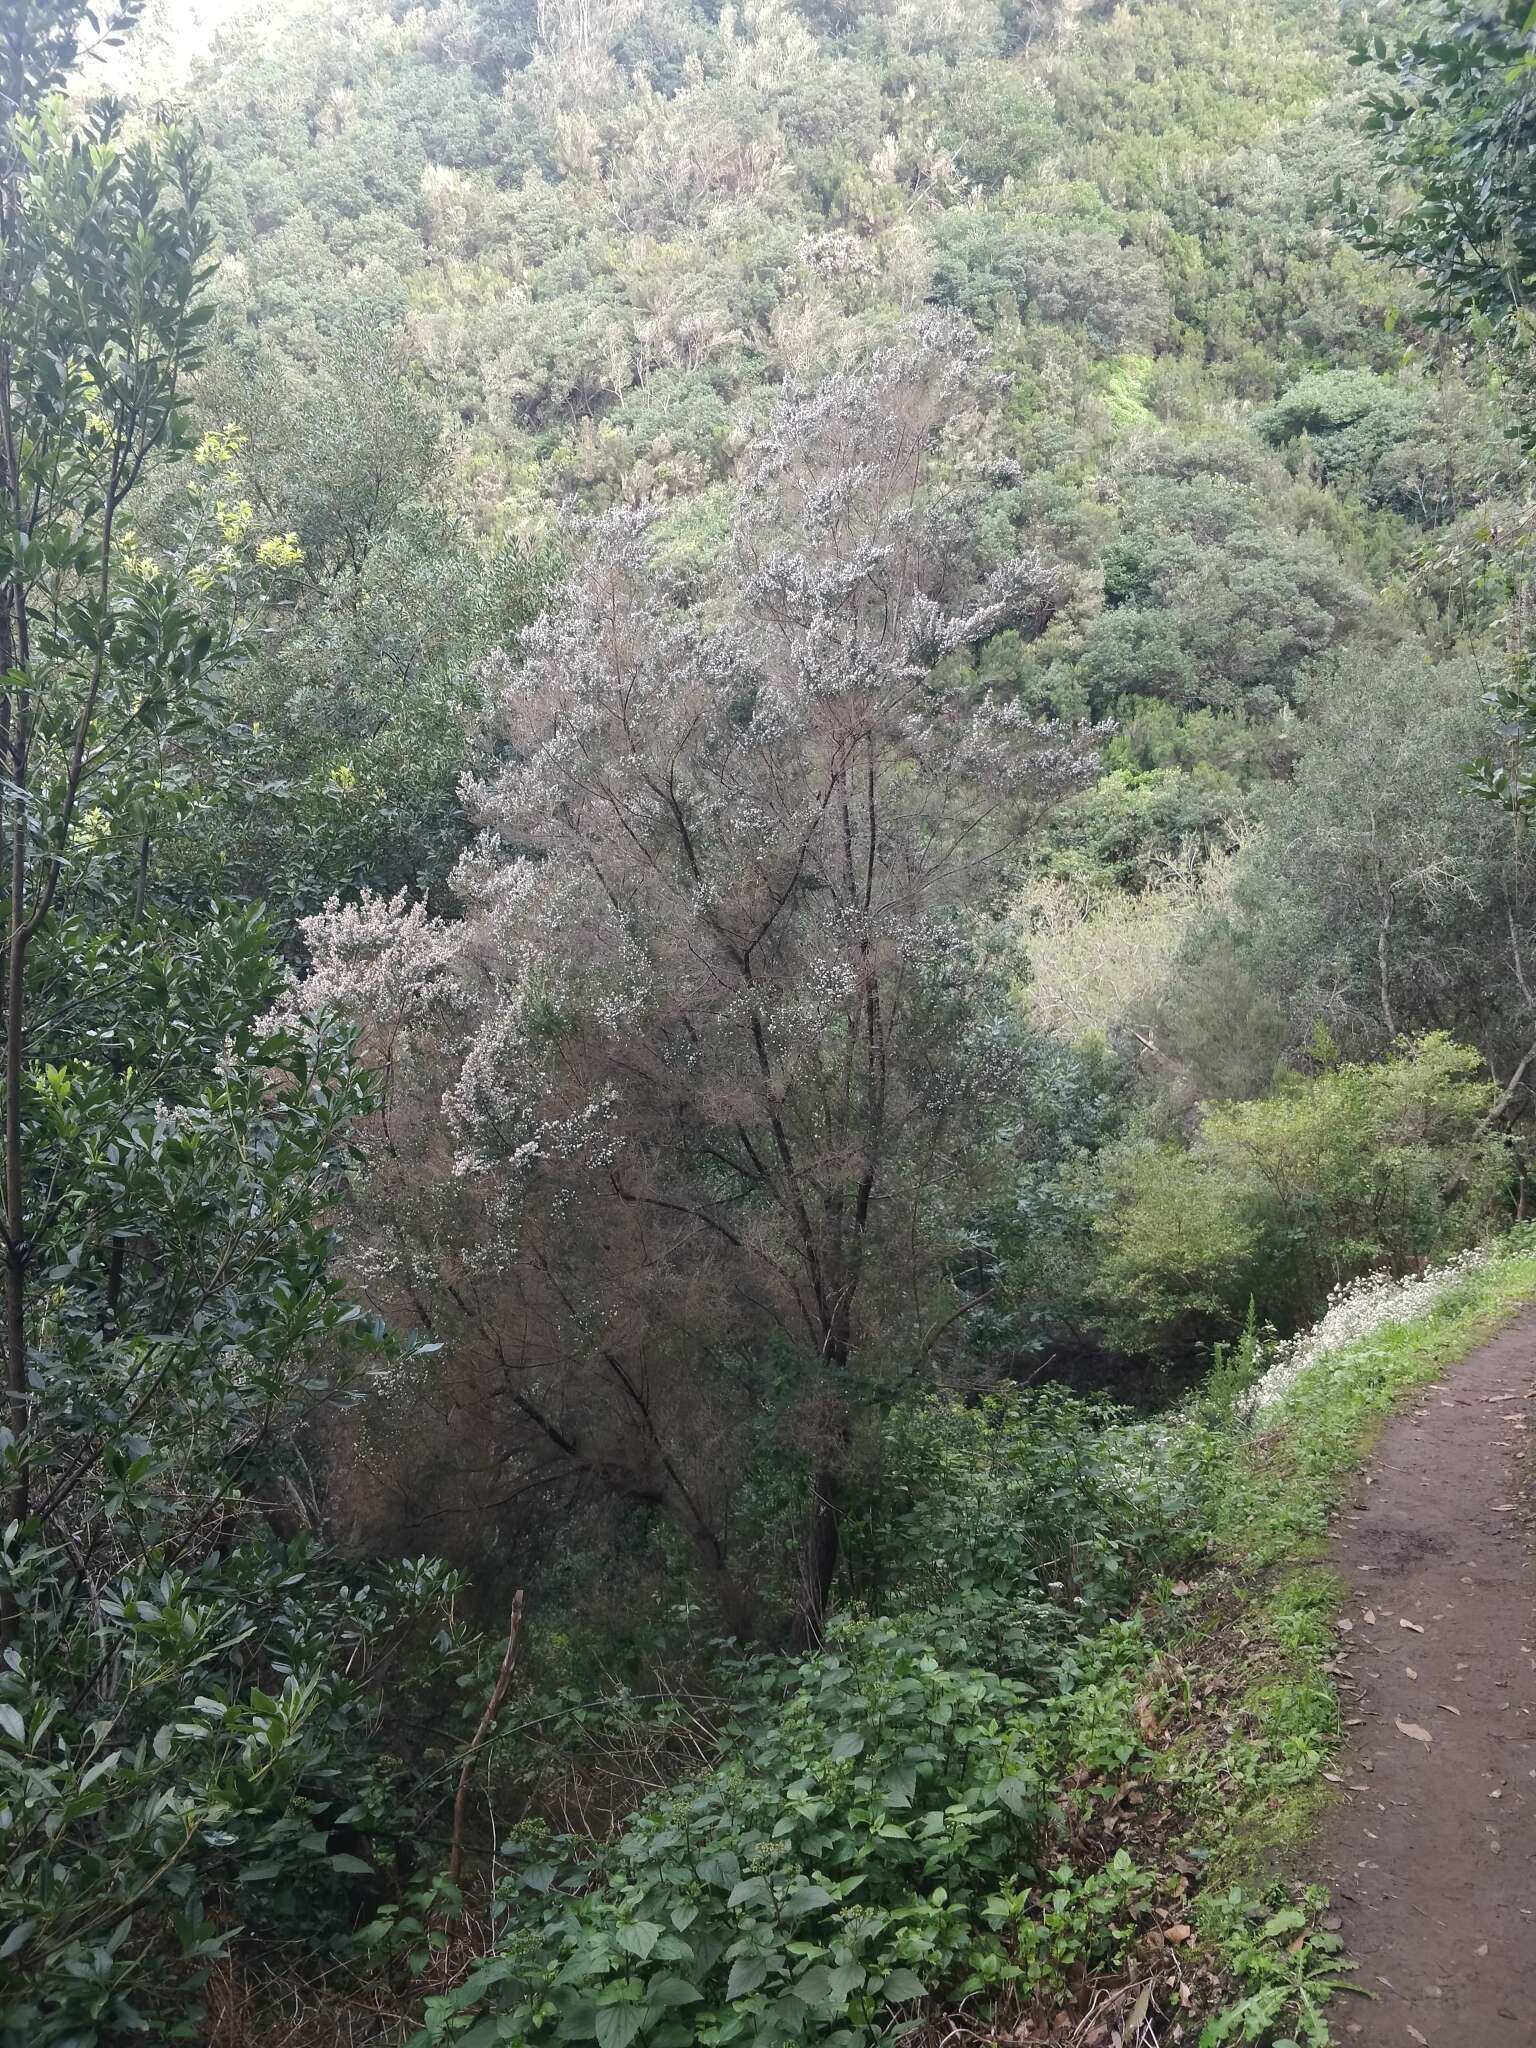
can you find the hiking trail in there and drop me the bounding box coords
[1323,1311,1536,2044]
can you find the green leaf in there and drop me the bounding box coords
[330,1853,376,1876]
[726,1956,769,1999]
[881,1969,926,2003]
[881,1763,917,1808]
[0,1704,25,1744]
[645,1975,703,2007]
[829,1731,864,1761]
[789,1964,833,2008]
[696,1850,740,1890]
[994,1775,1035,1817]
[0,1919,35,1960]
[594,2005,647,2048]
[782,1884,834,1919]
[616,1921,663,1960]
[1260,1908,1307,1940]
[458,2023,511,2048]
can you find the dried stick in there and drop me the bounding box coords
[448,1588,524,1883]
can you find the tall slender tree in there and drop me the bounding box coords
[0,0,219,1590]
[0,14,480,2039]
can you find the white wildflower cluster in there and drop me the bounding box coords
[1246,1246,1493,1412]
[294,890,461,1045]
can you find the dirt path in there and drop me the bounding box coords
[1322,1312,1536,2045]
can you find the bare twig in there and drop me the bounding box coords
[448,1589,524,1884]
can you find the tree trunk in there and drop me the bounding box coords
[794,1466,841,1651]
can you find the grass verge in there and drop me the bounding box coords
[1143,1236,1536,2045]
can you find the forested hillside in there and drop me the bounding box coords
[4,0,1536,2041]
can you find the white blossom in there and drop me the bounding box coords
[1246,1246,1494,1412]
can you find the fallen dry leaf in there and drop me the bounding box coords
[1437,1703,1461,1716]
[1407,2028,1428,2045]
[1165,1924,1192,1945]
[1395,1717,1433,1745]
[1363,1608,1377,1624]
[1400,1619,1425,1633]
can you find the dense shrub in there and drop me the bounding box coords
[1255,369,1419,484]
[1081,1034,1507,1355]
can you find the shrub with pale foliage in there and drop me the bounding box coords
[295,317,1098,1639]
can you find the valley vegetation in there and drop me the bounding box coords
[2,0,1535,2043]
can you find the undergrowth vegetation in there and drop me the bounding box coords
[413,1238,1536,2048]
[415,1395,1209,2047]
[1081,1033,1508,1358]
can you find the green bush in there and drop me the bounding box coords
[1073,1129,1266,1357]
[1254,369,1419,484]
[0,913,485,2047]
[1035,765,1238,888]
[864,1390,1207,1660]
[1082,1033,1507,1355]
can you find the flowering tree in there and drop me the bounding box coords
[302,318,1096,1641]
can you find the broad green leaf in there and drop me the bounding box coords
[726,1955,769,2000]
[1260,1908,1307,1940]
[0,1919,35,1960]
[594,2004,648,2048]
[458,2023,511,2048]
[993,1775,1034,1817]
[881,1969,926,2003]
[782,1884,833,1919]
[881,1764,917,1809]
[645,1974,703,2006]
